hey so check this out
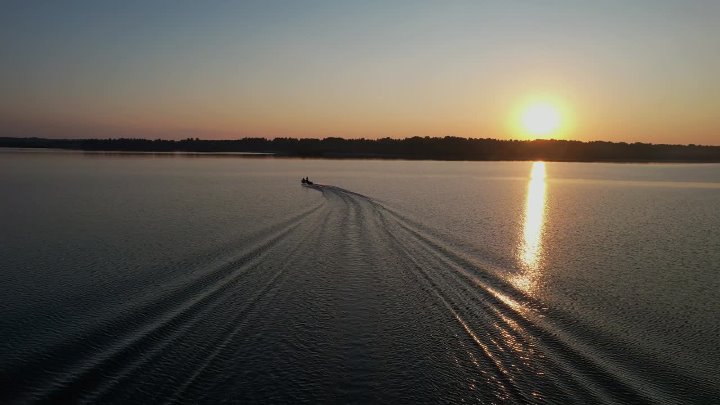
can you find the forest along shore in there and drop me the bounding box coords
[2,136,720,162]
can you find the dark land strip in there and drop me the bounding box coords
[2,136,720,162]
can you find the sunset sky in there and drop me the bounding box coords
[1,1,718,144]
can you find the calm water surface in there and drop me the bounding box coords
[1,150,719,404]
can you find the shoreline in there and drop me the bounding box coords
[3,135,720,163]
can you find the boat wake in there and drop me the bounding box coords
[3,184,716,404]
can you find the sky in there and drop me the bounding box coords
[1,0,718,144]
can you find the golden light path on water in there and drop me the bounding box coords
[514,161,547,292]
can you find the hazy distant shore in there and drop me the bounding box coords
[2,136,720,163]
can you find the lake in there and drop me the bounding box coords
[1,149,719,404]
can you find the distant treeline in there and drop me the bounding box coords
[2,136,720,162]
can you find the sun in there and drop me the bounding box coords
[520,102,561,138]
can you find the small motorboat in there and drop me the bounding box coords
[301,177,314,185]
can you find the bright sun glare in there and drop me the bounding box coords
[521,103,561,138]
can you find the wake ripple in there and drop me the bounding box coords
[3,184,717,404]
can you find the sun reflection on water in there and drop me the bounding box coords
[514,161,547,292]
